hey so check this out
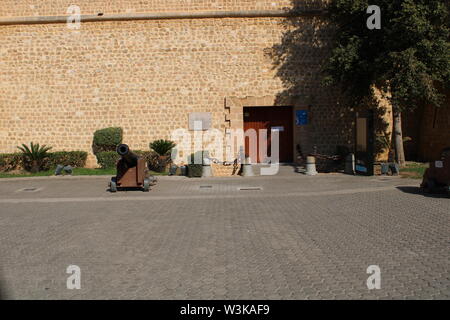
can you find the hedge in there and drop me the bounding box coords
[93,127,123,153]
[45,151,88,169]
[96,150,156,170]
[95,151,120,169]
[0,151,88,172]
[0,153,23,172]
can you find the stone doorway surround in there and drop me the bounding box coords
[224,95,303,163]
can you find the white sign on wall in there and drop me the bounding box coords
[435,161,443,168]
[189,112,212,131]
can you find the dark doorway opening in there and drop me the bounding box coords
[243,106,294,163]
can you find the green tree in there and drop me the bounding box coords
[324,0,449,165]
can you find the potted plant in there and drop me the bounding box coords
[187,151,205,178]
[149,139,176,172]
[17,142,52,173]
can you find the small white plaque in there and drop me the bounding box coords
[435,161,443,168]
[189,112,211,131]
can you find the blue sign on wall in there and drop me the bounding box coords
[296,110,308,126]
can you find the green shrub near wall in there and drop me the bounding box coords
[0,153,23,172]
[96,151,120,169]
[45,151,88,169]
[96,150,157,170]
[0,151,88,172]
[93,127,123,153]
[134,151,155,164]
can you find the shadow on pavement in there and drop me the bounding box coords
[396,186,450,199]
[0,268,10,300]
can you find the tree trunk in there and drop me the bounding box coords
[393,110,406,167]
[30,160,40,173]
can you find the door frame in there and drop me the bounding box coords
[225,96,298,164]
[243,105,295,164]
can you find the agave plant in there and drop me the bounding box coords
[17,142,52,173]
[149,139,176,172]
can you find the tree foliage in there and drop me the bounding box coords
[324,0,450,111]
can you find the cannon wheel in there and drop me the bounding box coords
[110,178,117,193]
[143,178,150,192]
[424,178,436,194]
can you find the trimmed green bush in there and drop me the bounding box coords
[0,153,23,172]
[93,127,123,153]
[45,151,88,169]
[0,151,89,172]
[134,151,156,166]
[96,150,157,170]
[96,151,120,169]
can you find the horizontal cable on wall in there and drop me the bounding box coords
[0,9,326,26]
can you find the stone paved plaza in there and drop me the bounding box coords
[0,171,449,299]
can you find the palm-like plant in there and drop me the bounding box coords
[149,139,176,172]
[149,139,176,156]
[17,142,52,173]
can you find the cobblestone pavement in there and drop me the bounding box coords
[0,172,448,299]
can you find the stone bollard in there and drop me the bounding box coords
[202,157,212,177]
[305,156,318,176]
[242,157,254,177]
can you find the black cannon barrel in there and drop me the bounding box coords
[116,144,139,167]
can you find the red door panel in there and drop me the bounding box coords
[244,106,293,163]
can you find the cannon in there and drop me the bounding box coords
[109,144,153,192]
[421,147,450,197]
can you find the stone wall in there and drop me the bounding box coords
[0,1,354,167]
[0,0,296,17]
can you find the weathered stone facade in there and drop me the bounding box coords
[1,0,355,167]
[0,0,293,17]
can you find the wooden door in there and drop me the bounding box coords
[243,106,293,163]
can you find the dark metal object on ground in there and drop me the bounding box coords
[64,165,73,174]
[55,164,73,175]
[55,164,64,175]
[109,144,153,192]
[421,147,450,196]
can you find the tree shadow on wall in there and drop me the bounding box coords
[268,1,332,106]
[267,0,390,157]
